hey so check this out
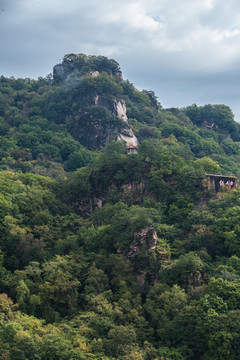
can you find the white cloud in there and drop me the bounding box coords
[100,2,163,33]
[203,0,215,9]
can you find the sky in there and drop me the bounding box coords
[1,0,240,120]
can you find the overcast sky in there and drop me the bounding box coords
[1,0,240,119]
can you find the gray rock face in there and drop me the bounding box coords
[117,132,138,147]
[127,226,158,259]
[127,225,158,285]
[115,100,128,122]
[53,54,138,150]
[115,100,138,147]
[90,71,100,78]
[94,96,138,148]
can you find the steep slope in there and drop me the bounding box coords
[2,53,240,359]
[1,53,240,177]
[52,54,138,149]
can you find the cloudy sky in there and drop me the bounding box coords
[1,0,240,119]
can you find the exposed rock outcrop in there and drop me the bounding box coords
[94,95,138,148]
[188,271,202,289]
[126,225,158,285]
[120,181,147,203]
[90,71,100,78]
[115,100,138,147]
[127,225,158,259]
[115,100,128,122]
[117,131,138,148]
[52,53,138,150]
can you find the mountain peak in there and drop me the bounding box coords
[53,53,122,84]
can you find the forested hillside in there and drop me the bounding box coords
[1,54,240,359]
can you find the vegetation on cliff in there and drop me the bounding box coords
[1,54,240,359]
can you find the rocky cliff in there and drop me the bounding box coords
[51,54,138,150]
[94,95,138,148]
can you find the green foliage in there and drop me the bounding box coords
[193,157,221,173]
[2,54,240,359]
[160,252,204,287]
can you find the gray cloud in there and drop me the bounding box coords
[1,0,240,119]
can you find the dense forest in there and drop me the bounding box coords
[1,53,240,359]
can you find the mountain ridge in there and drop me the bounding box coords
[1,54,240,359]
